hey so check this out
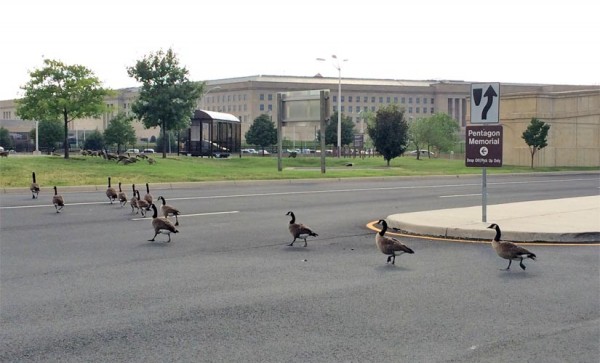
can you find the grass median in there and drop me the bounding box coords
[0,154,596,188]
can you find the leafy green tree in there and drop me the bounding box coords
[83,130,105,151]
[29,120,62,153]
[427,113,460,154]
[522,117,551,168]
[321,111,355,147]
[104,112,137,153]
[367,104,408,166]
[127,48,204,158]
[16,59,112,159]
[245,114,277,155]
[0,127,13,149]
[408,117,432,160]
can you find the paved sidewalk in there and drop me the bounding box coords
[386,196,600,243]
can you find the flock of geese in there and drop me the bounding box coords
[30,171,537,269]
[31,172,181,243]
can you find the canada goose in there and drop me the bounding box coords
[130,184,139,214]
[143,183,153,209]
[148,203,179,242]
[376,220,414,264]
[135,190,149,217]
[488,223,536,270]
[157,196,181,226]
[106,177,118,204]
[30,172,40,199]
[117,182,128,207]
[52,186,64,213]
[286,211,318,247]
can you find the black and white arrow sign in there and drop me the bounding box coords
[470,83,500,123]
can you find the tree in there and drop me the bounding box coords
[104,112,137,154]
[83,130,105,151]
[522,117,551,169]
[368,104,408,166]
[427,113,460,155]
[127,48,204,158]
[245,114,277,155]
[16,59,112,159]
[321,111,355,148]
[0,127,13,149]
[408,117,431,160]
[29,120,62,153]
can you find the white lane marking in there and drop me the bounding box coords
[131,210,238,221]
[1,177,596,209]
[440,193,482,198]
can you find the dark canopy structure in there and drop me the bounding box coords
[183,110,241,158]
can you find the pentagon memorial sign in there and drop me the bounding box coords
[465,125,503,167]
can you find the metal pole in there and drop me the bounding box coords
[337,67,341,158]
[482,167,487,223]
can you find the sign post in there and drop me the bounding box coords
[468,83,501,222]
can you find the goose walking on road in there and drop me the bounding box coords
[148,203,179,242]
[52,186,65,213]
[286,211,318,247]
[488,223,536,270]
[117,182,128,207]
[30,172,40,199]
[157,196,181,226]
[106,177,118,204]
[375,219,414,265]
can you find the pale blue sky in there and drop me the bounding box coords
[2,0,598,100]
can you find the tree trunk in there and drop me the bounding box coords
[530,148,535,169]
[63,109,70,159]
[162,121,167,159]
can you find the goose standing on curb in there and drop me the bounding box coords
[106,177,118,204]
[52,186,65,213]
[148,203,179,242]
[488,223,536,270]
[375,219,414,265]
[157,196,181,226]
[286,211,318,247]
[143,183,153,210]
[30,172,40,199]
[117,182,128,207]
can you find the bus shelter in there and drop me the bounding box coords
[184,110,241,158]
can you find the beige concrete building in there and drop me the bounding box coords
[1,75,598,166]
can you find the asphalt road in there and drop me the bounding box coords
[1,172,599,362]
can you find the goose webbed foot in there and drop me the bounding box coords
[303,239,307,247]
[519,259,526,270]
[386,255,393,264]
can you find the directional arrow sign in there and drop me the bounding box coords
[470,83,500,123]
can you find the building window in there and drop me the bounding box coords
[260,104,265,111]
[416,97,420,104]
[379,97,383,103]
[371,106,376,111]
[431,107,435,114]
[423,98,428,104]
[349,106,353,113]
[371,96,376,103]
[416,107,420,113]
[341,106,345,112]
[401,97,405,104]
[268,94,273,101]
[364,96,368,102]
[341,96,345,102]
[387,97,391,103]
[408,97,413,104]
[260,94,265,101]
[409,107,413,113]
[268,104,273,111]
[394,97,398,103]
[348,96,353,102]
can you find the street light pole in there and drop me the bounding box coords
[317,55,348,157]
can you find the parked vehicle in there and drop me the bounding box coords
[142,149,155,154]
[408,150,435,157]
[125,148,140,154]
[242,148,258,154]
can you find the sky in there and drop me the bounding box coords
[2,0,598,100]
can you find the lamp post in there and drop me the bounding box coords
[317,55,348,157]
